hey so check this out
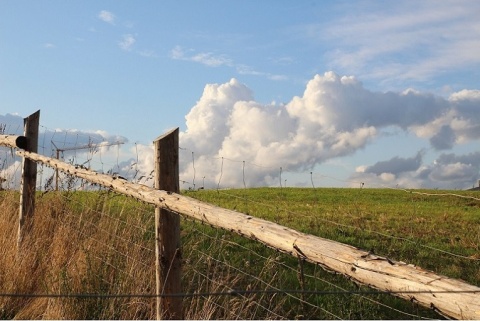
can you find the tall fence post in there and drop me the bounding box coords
[154,128,182,320]
[18,110,40,249]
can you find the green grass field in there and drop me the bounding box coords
[0,187,478,319]
[185,187,480,285]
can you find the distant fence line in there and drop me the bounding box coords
[3,121,479,193]
[1,110,480,320]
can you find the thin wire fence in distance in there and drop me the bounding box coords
[187,187,480,286]
[180,218,441,320]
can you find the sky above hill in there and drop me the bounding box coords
[1,0,480,190]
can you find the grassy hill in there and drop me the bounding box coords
[0,187,478,319]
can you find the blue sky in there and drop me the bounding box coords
[1,0,480,190]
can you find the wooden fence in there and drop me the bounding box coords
[1,111,479,320]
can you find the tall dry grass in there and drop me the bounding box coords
[0,190,157,319]
[0,189,294,320]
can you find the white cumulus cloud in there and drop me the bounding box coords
[3,71,479,190]
[177,72,480,189]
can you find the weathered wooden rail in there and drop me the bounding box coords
[9,147,480,320]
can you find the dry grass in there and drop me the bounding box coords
[0,190,157,319]
[0,190,297,320]
[2,186,472,319]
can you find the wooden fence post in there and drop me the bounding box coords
[154,128,182,320]
[18,110,40,249]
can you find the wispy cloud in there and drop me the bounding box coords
[170,46,232,67]
[312,1,480,84]
[98,10,115,25]
[191,53,232,67]
[119,34,136,51]
[170,46,287,80]
[138,50,157,58]
[236,65,287,81]
[43,43,56,49]
[270,56,295,66]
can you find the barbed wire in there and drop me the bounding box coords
[180,144,480,197]
[392,187,480,201]
[0,288,476,299]
[54,194,155,267]
[188,265,287,319]
[187,220,454,320]
[212,188,480,262]
[4,123,479,198]
[194,249,342,319]
[188,225,426,319]
[2,121,479,194]
[57,191,155,237]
